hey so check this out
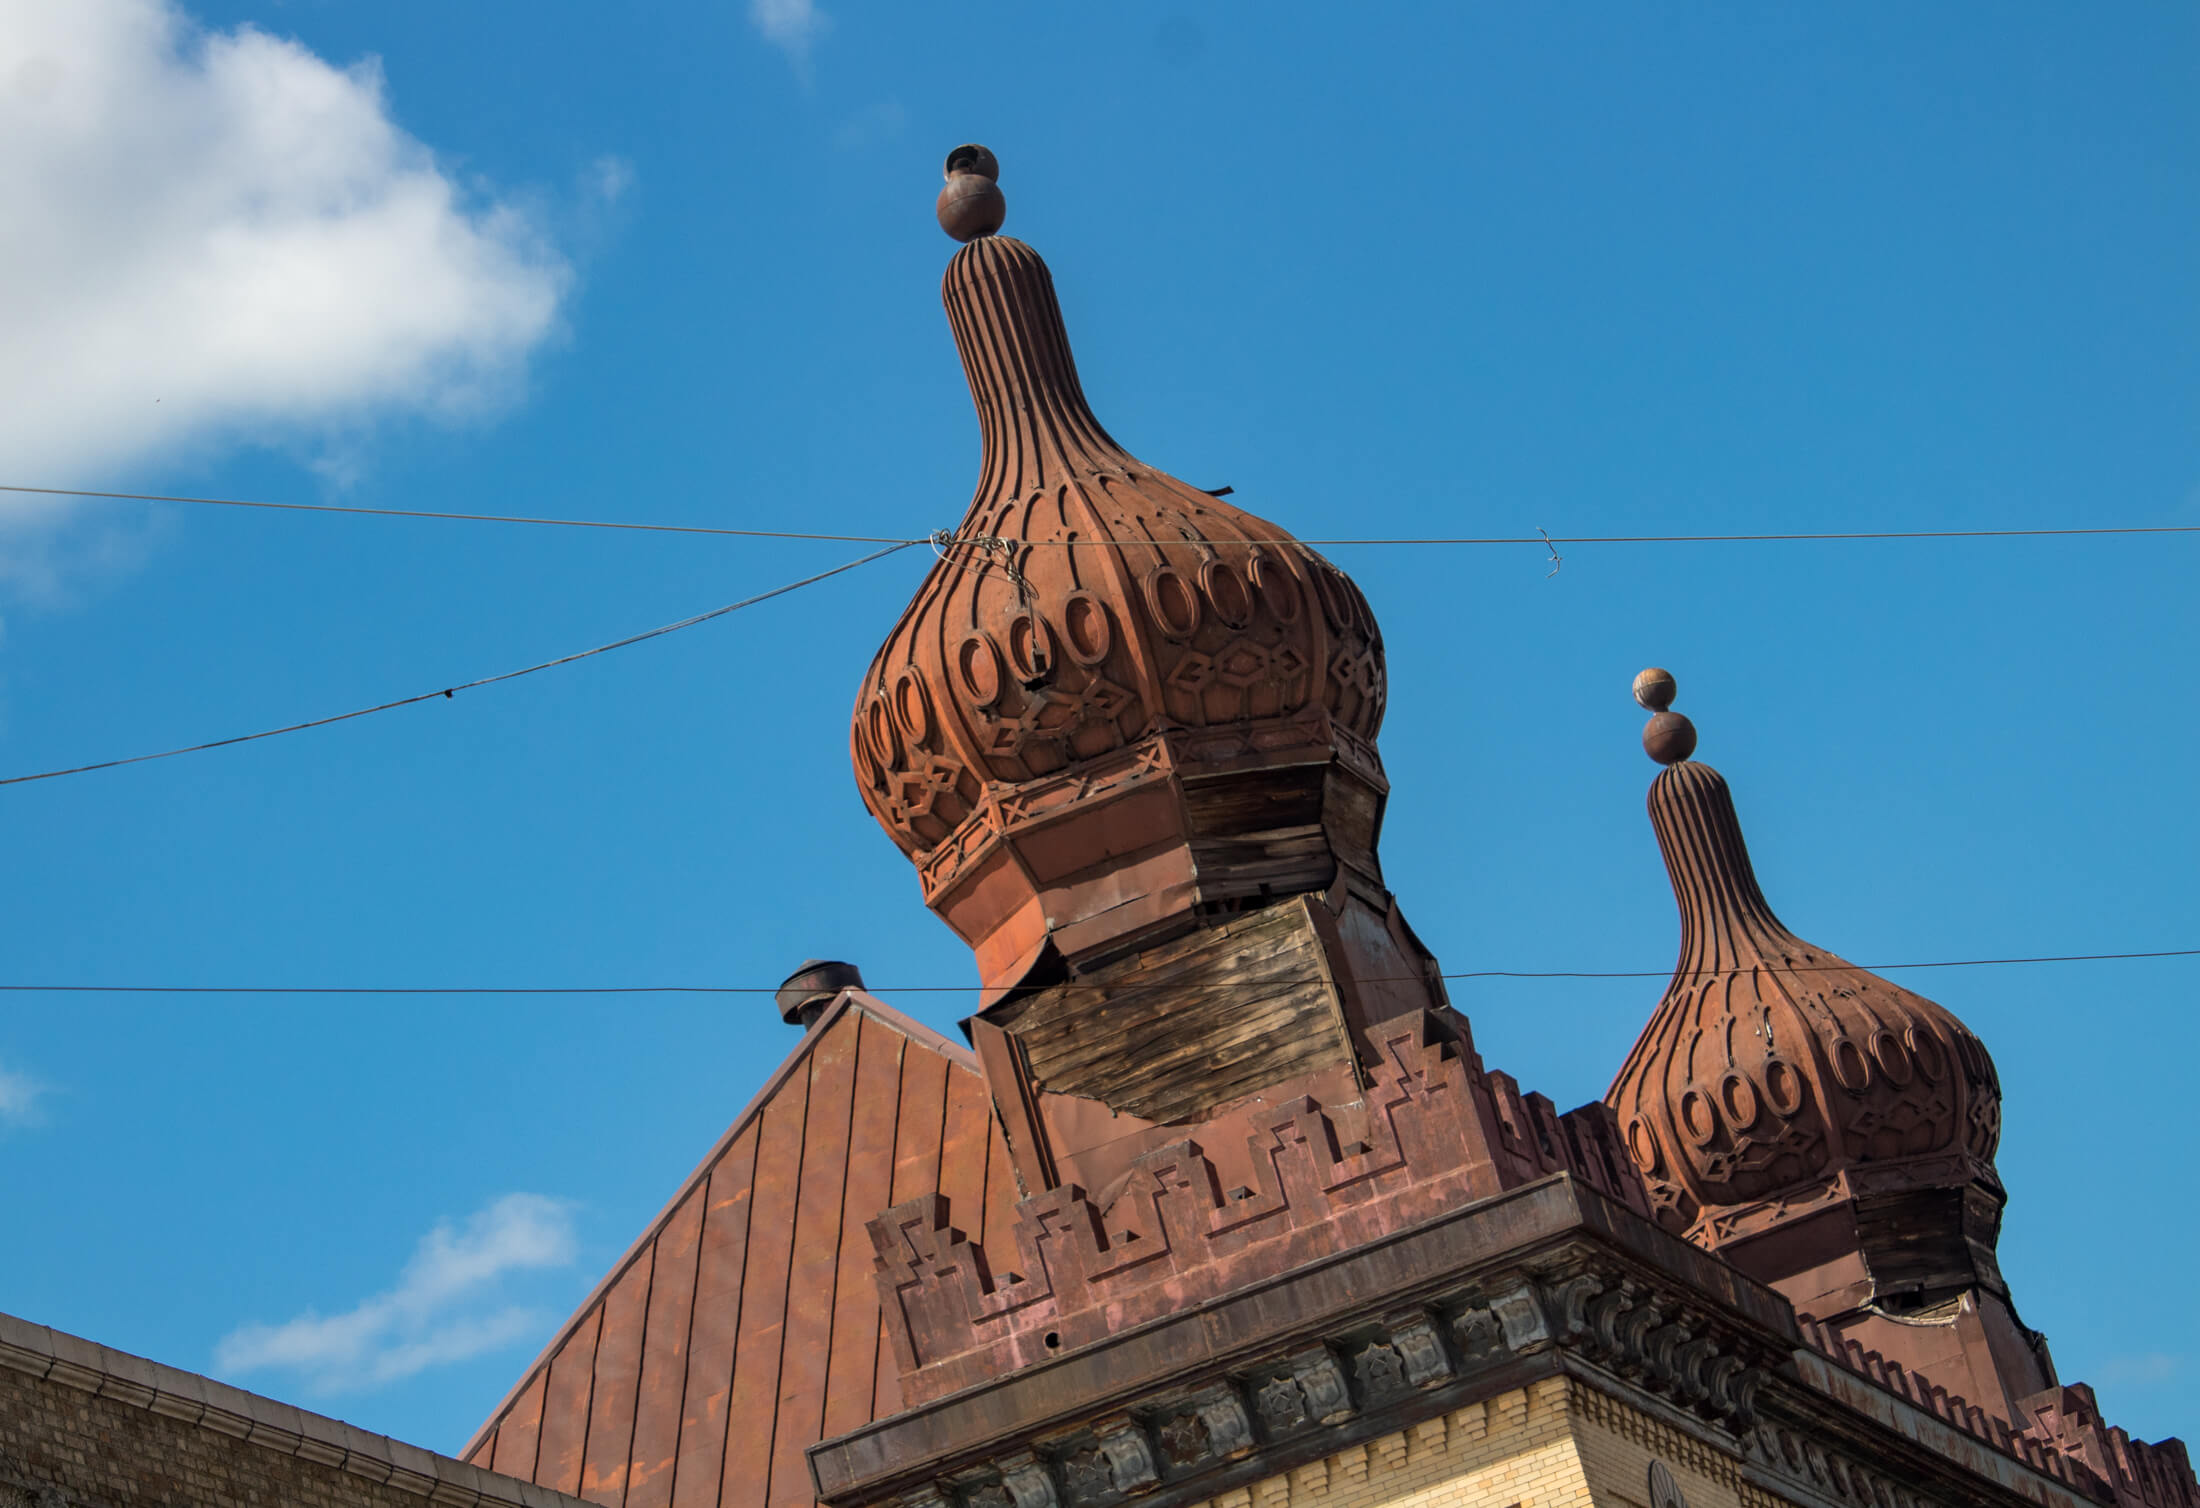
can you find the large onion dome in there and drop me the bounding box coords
[851,148,1388,995]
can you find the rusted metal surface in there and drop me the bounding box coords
[472,160,2190,1508]
[578,1245,653,1503]
[626,1185,705,1508]
[536,1306,601,1495]
[460,994,1017,1508]
[487,1368,546,1480]
[818,1012,912,1445]
[1632,665,1678,711]
[1642,708,1698,764]
[867,1006,1655,1406]
[1604,677,2069,1433]
[2014,1384,2200,1508]
[813,1177,1802,1508]
[767,1016,862,1508]
[1607,753,2007,1256]
[853,160,1389,998]
[777,960,866,1027]
[666,1124,757,1508]
[935,144,1004,242]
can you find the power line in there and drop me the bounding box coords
[0,541,917,789]
[10,483,2196,548]
[0,484,922,545]
[1,948,2190,994]
[1292,526,2200,546]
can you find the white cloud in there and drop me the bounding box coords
[0,0,573,492]
[586,154,634,208]
[832,98,906,153]
[749,0,827,64]
[2097,1353,2180,1387]
[215,1193,577,1393]
[0,1062,49,1126]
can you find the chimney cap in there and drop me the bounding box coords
[775,959,865,1028]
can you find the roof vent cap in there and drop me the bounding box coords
[775,959,865,1029]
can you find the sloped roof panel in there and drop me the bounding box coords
[462,994,1015,1508]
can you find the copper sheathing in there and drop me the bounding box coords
[1610,757,2003,1244]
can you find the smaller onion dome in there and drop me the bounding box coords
[1605,672,2005,1288]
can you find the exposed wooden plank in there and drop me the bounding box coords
[1024,983,1329,1079]
[1023,992,1329,1075]
[717,1049,814,1508]
[537,1304,604,1495]
[765,1014,861,1508]
[819,1012,907,1444]
[995,901,1353,1125]
[627,1191,705,1508]
[670,1125,763,1508]
[579,1245,656,1506]
[490,1364,548,1482]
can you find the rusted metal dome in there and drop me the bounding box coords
[1608,756,2004,1242]
[852,150,1388,995]
[1606,675,2012,1340]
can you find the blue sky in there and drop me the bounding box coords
[0,0,2193,1458]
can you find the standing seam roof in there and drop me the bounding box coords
[460,992,1019,1507]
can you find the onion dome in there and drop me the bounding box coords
[852,148,1388,994]
[1606,671,2006,1299]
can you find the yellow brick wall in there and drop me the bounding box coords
[1177,1376,1798,1508]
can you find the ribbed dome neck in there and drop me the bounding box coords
[943,236,1135,502]
[1648,759,1806,979]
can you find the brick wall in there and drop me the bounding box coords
[1170,1378,1597,1508]
[0,1310,588,1508]
[1166,1377,1789,1508]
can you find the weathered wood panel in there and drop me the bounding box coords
[990,898,1352,1125]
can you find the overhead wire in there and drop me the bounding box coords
[0,484,922,545]
[0,539,918,788]
[7,483,2196,547]
[6,481,2192,788]
[1,948,2192,994]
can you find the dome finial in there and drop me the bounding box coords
[937,143,1005,242]
[1634,666,1696,764]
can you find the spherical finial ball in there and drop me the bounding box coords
[1633,666,1677,713]
[943,144,999,182]
[937,143,1005,242]
[1643,711,1698,766]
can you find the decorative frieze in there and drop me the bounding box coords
[1747,1420,1950,1508]
[1548,1272,1767,1431]
[871,1013,1655,1406]
[848,1252,1789,1508]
